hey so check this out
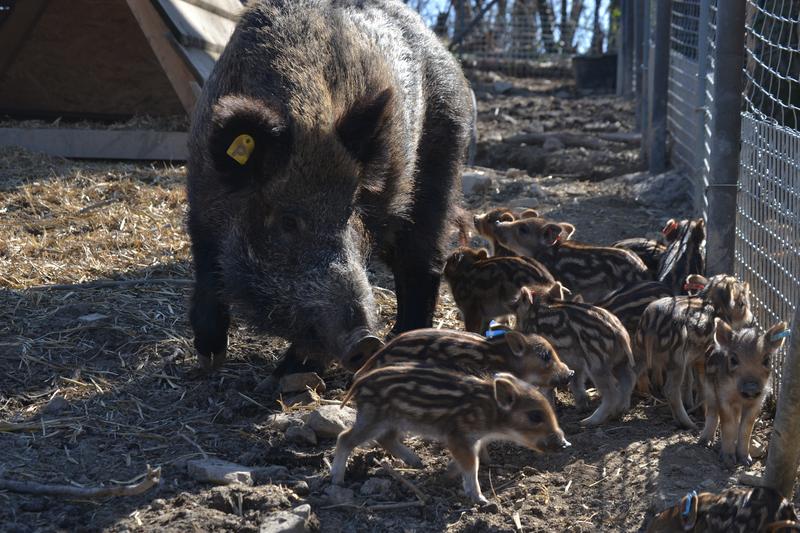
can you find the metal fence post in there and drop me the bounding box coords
[617,0,634,97]
[705,0,746,276]
[648,0,671,174]
[765,310,800,498]
[693,0,711,216]
[633,0,645,128]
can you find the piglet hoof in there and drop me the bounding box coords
[720,452,737,470]
[468,493,489,506]
[697,436,713,448]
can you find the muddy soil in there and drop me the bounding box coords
[0,69,776,533]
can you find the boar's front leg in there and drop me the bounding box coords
[190,238,230,371]
[389,110,469,335]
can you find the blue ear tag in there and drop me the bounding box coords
[485,320,507,338]
[680,490,698,531]
[771,329,791,342]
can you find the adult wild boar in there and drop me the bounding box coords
[186,0,473,374]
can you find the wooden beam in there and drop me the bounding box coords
[0,128,189,161]
[0,0,48,79]
[125,0,199,114]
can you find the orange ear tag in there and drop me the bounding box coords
[227,134,255,165]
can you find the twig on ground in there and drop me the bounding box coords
[0,466,161,498]
[376,459,427,503]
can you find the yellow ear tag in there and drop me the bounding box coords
[226,134,255,165]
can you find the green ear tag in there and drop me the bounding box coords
[227,134,255,165]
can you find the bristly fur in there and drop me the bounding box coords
[186,0,473,371]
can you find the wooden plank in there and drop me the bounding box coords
[0,128,189,161]
[181,0,243,21]
[126,0,199,114]
[0,0,48,78]
[154,0,237,53]
[168,34,218,83]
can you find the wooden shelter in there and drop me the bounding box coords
[0,0,243,159]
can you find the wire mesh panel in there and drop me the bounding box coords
[666,0,709,214]
[736,0,800,399]
[699,0,717,219]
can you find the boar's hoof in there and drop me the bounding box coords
[272,345,327,378]
[341,335,384,372]
[196,351,226,374]
[737,452,753,467]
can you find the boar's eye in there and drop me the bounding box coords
[730,354,740,368]
[763,355,771,368]
[527,410,544,424]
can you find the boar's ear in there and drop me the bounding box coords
[543,223,563,245]
[520,209,540,219]
[713,318,734,350]
[499,211,516,222]
[209,95,291,181]
[505,331,528,357]
[763,321,789,353]
[572,294,584,304]
[337,88,394,163]
[493,376,517,411]
[559,223,576,240]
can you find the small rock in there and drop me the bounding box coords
[252,465,291,484]
[359,477,391,497]
[750,439,766,458]
[187,458,254,486]
[493,81,514,94]
[286,425,318,446]
[279,372,325,394]
[260,504,314,533]
[324,485,355,505]
[255,376,279,395]
[542,136,565,152]
[266,413,294,431]
[290,480,310,496]
[507,197,539,209]
[150,498,167,511]
[462,171,493,195]
[283,391,316,407]
[42,396,69,415]
[480,501,500,513]
[303,405,356,439]
[20,499,46,512]
[504,168,528,180]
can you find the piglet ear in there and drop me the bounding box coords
[476,248,490,260]
[499,212,516,222]
[493,376,517,411]
[504,331,528,357]
[520,209,540,219]
[544,223,562,245]
[337,88,394,163]
[713,318,733,350]
[559,223,576,240]
[763,321,789,353]
[547,282,566,300]
[209,95,291,181]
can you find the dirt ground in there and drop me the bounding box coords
[0,68,779,533]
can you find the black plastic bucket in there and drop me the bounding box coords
[572,54,618,92]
